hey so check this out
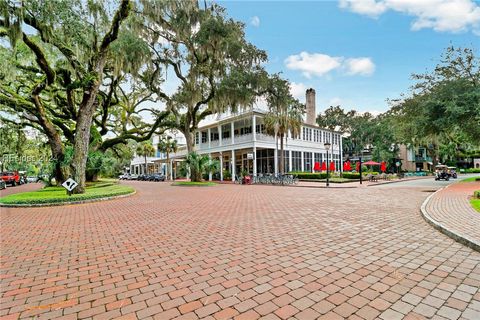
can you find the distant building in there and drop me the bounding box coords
[474,158,480,169]
[129,131,186,175]
[398,145,433,172]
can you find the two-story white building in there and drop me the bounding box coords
[145,88,343,181]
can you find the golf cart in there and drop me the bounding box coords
[434,165,449,181]
[447,166,457,179]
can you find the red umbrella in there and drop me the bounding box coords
[321,162,327,171]
[313,162,321,171]
[362,160,381,166]
[330,161,335,172]
[344,161,352,171]
[380,161,387,172]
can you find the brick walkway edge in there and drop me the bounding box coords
[421,181,480,252]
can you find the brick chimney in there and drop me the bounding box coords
[305,88,316,126]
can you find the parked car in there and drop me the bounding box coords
[127,174,138,180]
[0,180,6,190]
[27,176,39,183]
[1,171,20,186]
[118,174,129,180]
[137,174,148,181]
[148,174,166,182]
[19,173,27,184]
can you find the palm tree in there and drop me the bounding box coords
[183,152,210,182]
[264,76,304,174]
[136,141,155,174]
[158,135,178,180]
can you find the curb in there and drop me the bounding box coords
[0,190,136,208]
[367,176,432,187]
[420,185,480,252]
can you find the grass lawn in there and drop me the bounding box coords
[172,181,217,187]
[0,181,134,205]
[471,199,480,213]
[461,176,480,182]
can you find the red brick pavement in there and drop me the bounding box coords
[1,181,479,319]
[423,181,480,249]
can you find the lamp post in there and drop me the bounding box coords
[324,142,331,187]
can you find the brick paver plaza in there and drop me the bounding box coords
[424,182,480,249]
[1,181,479,319]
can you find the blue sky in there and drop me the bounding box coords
[217,0,479,115]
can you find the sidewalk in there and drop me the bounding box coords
[421,180,480,251]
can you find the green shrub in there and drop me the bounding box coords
[0,183,134,205]
[342,172,360,179]
[474,190,480,199]
[465,168,480,173]
[288,172,325,179]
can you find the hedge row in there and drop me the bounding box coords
[289,172,361,180]
[464,168,480,173]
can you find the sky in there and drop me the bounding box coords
[216,0,479,115]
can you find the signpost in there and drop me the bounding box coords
[62,178,78,196]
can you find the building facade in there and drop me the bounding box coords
[147,89,343,181]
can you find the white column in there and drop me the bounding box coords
[208,128,211,149]
[252,115,256,142]
[340,135,343,174]
[301,152,304,172]
[170,160,173,180]
[231,150,235,182]
[311,153,314,173]
[253,146,257,177]
[218,125,222,147]
[220,152,223,181]
[208,153,212,181]
[231,122,235,145]
[274,133,278,175]
[289,150,293,172]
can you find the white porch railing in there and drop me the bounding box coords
[234,133,253,143]
[257,133,275,142]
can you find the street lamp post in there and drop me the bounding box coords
[324,142,331,187]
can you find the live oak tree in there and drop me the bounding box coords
[0,0,133,193]
[138,0,267,153]
[1,0,177,192]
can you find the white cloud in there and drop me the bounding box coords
[344,57,376,76]
[339,0,387,17]
[289,82,308,100]
[339,0,480,34]
[285,52,343,78]
[285,52,376,78]
[250,16,260,27]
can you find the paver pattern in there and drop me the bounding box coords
[1,181,479,320]
[424,181,480,246]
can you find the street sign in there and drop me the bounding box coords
[395,161,400,167]
[247,153,254,159]
[62,178,78,192]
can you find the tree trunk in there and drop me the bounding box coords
[184,130,195,154]
[71,103,96,194]
[280,133,285,174]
